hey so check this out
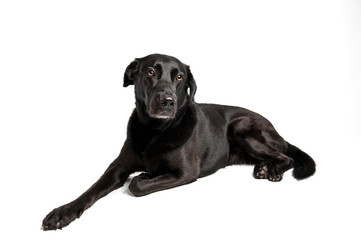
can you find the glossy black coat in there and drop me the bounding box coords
[42,54,315,230]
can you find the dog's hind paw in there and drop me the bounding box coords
[253,163,283,182]
[253,164,268,179]
[267,173,283,182]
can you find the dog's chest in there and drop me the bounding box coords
[128,110,197,156]
[131,129,183,156]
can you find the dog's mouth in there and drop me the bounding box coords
[148,106,176,120]
[149,112,175,119]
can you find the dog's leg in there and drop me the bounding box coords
[42,161,128,230]
[42,140,138,230]
[129,172,195,197]
[228,116,293,181]
[251,151,293,182]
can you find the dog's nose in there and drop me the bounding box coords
[160,97,175,109]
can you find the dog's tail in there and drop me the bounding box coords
[286,142,316,180]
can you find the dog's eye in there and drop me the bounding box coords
[147,70,155,77]
[176,75,183,81]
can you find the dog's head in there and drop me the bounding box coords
[123,54,197,120]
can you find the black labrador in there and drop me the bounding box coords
[42,54,316,230]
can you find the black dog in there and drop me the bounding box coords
[42,54,315,230]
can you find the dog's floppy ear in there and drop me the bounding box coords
[123,59,139,87]
[186,65,197,102]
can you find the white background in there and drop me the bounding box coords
[1,0,360,239]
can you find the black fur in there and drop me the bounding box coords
[42,54,316,230]
[286,142,316,180]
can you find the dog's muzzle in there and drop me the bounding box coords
[149,92,177,119]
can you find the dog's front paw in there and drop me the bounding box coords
[128,172,153,197]
[42,203,83,231]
